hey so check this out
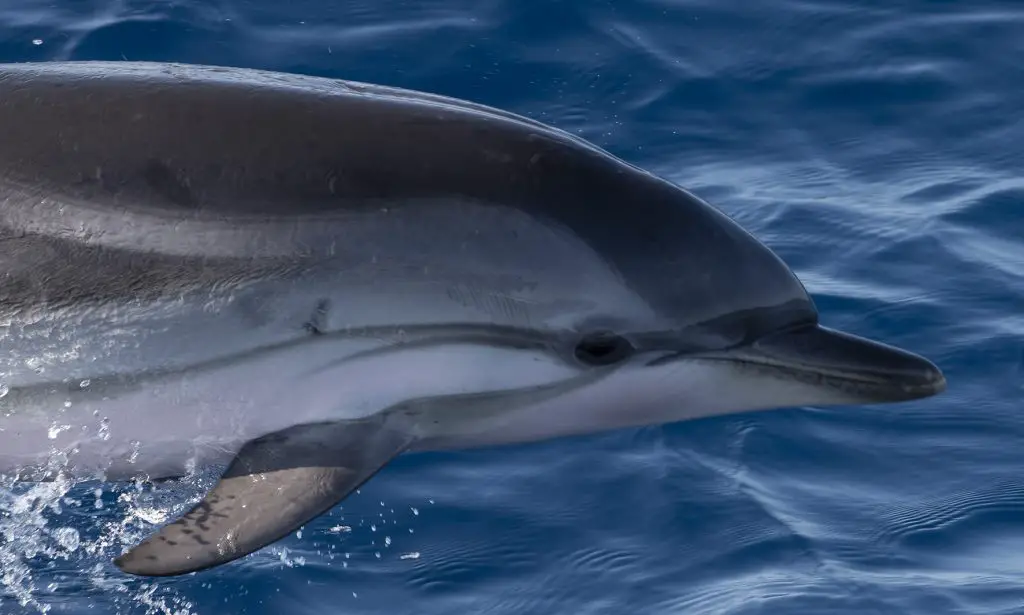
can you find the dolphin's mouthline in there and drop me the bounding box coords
[648,348,943,398]
[644,319,946,402]
[714,353,947,400]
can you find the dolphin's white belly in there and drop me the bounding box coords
[0,320,581,481]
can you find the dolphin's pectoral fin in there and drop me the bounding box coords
[113,416,412,577]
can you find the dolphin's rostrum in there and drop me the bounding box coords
[0,61,946,577]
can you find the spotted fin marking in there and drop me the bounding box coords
[114,416,412,576]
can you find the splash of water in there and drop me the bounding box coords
[0,447,217,615]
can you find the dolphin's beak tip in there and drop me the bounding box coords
[911,357,947,398]
[867,337,947,401]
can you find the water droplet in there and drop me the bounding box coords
[411,507,419,516]
[79,379,90,388]
[127,441,141,463]
[0,384,8,398]
[32,39,42,46]
[384,536,391,546]
[370,524,377,532]
[47,424,70,439]
[54,527,80,551]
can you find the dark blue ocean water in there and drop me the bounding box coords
[0,1,1021,613]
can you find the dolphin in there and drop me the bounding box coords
[0,61,945,577]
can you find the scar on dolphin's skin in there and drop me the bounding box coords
[304,298,331,335]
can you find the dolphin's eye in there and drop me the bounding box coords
[574,331,634,366]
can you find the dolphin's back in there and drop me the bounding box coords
[0,62,613,217]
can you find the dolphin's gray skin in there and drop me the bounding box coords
[0,61,945,577]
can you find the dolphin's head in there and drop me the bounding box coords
[497,160,947,436]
